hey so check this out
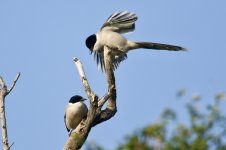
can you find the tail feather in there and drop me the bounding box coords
[135,42,186,51]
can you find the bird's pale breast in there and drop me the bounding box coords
[65,102,88,130]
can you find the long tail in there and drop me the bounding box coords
[133,42,186,51]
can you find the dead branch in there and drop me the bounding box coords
[0,73,20,150]
[63,46,117,150]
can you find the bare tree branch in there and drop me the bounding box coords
[96,92,111,115]
[64,58,98,150]
[98,93,111,108]
[92,46,117,126]
[9,142,14,149]
[7,73,20,95]
[63,47,117,150]
[0,73,20,150]
[73,58,94,101]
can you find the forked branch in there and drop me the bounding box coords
[0,73,20,150]
[63,46,117,150]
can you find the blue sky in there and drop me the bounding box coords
[0,1,226,149]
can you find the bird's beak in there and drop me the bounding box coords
[81,98,87,101]
[90,49,93,54]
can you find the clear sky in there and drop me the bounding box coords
[0,1,226,150]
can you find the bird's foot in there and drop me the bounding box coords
[68,129,73,136]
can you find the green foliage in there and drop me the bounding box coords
[116,91,226,150]
[142,123,166,141]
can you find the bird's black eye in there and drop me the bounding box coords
[85,34,96,52]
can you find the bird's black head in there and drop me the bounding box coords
[69,95,86,104]
[85,34,96,53]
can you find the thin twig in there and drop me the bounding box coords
[9,142,14,149]
[73,57,94,101]
[7,73,20,95]
[98,85,114,108]
[98,93,110,108]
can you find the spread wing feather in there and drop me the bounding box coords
[112,54,128,70]
[101,11,138,34]
[94,51,105,72]
[93,50,127,71]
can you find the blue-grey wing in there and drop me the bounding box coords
[64,113,70,132]
[101,11,138,34]
[94,51,105,72]
[93,50,127,71]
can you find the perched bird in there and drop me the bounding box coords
[64,95,88,133]
[86,11,186,71]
